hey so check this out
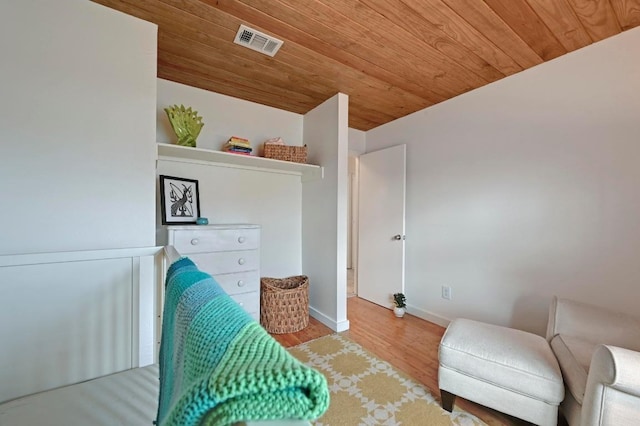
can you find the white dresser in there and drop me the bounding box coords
[166,224,261,320]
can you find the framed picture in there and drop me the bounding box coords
[159,175,201,225]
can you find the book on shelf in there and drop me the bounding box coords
[227,136,251,148]
[223,144,252,153]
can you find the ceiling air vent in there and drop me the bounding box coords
[234,24,283,57]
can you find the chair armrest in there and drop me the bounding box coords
[546,297,640,349]
[581,345,640,426]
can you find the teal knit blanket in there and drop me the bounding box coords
[156,257,329,426]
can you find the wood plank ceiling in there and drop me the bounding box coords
[93,0,640,131]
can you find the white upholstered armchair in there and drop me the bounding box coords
[546,297,640,425]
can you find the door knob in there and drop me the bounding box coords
[393,234,405,240]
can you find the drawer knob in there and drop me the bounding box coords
[238,236,246,244]
[190,238,199,245]
[238,258,245,265]
[237,280,245,287]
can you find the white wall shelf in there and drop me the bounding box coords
[157,143,323,182]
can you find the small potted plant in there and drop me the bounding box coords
[393,293,407,318]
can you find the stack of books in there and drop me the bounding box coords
[222,136,253,156]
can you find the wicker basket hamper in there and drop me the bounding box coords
[260,275,309,334]
[263,144,307,163]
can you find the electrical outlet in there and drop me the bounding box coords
[442,285,452,300]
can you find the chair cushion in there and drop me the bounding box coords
[439,318,564,404]
[550,334,598,404]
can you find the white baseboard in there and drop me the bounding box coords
[406,304,451,328]
[309,306,350,332]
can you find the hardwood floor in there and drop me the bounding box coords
[273,296,539,426]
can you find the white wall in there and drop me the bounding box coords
[366,28,640,336]
[156,80,305,277]
[0,0,157,254]
[302,93,350,332]
[158,79,303,152]
[349,128,366,155]
[0,0,158,402]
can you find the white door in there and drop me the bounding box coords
[357,144,406,308]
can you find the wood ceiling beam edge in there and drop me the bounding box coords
[524,0,593,52]
[481,0,567,60]
[349,101,403,125]
[566,0,622,41]
[609,0,640,30]
[441,0,545,68]
[401,0,523,76]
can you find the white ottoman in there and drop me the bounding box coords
[438,319,564,426]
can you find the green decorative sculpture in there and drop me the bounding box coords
[165,105,204,147]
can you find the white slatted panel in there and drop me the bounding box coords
[0,258,132,403]
[0,247,161,404]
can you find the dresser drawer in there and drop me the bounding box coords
[189,250,259,275]
[212,271,259,296]
[171,228,259,254]
[230,291,260,315]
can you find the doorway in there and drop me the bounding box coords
[357,144,406,308]
[347,155,358,297]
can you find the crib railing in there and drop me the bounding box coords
[0,246,163,404]
[164,245,181,264]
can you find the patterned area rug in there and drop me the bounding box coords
[289,334,486,426]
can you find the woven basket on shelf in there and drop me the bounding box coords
[260,275,309,334]
[263,144,308,164]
